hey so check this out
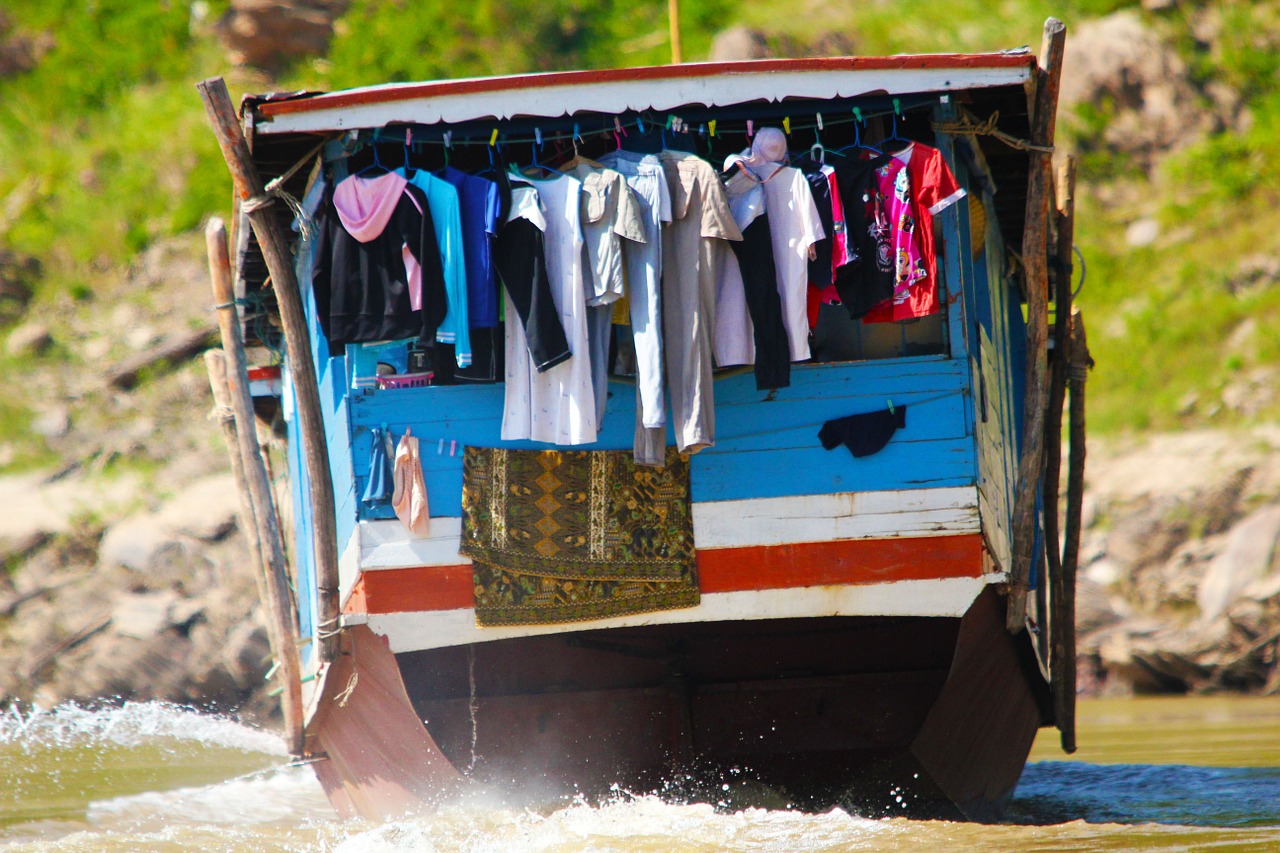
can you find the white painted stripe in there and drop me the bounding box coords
[691,487,979,549]
[355,487,979,571]
[258,67,1030,135]
[365,576,994,654]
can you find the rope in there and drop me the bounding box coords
[931,110,1054,154]
[334,671,358,708]
[242,139,326,239]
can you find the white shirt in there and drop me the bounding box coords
[501,175,598,445]
[761,166,824,361]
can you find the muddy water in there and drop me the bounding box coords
[0,696,1277,851]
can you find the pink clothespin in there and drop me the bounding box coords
[747,120,755,139]
[450,440,458,457]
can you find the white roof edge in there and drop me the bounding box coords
[255,64,1031,135]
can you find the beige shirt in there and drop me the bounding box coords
[658,150,743,454]
[567,162,647,306]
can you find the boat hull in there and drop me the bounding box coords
[308,586,1046,820]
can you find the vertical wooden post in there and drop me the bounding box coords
[205,217,304,756]
[1046,156,1077,749]
[196,77,341,663]
[668,0,683,64]
[1007,18,1067,632]
[1060,309,1092,753]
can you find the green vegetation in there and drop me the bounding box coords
[1,0,1278,457]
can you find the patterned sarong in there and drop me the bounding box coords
[459,446,699,626]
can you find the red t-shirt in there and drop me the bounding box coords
[863,142,965,324]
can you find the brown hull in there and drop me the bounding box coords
[309,587,1047,820]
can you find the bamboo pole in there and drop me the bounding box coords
[205,219,304,756]
[668,0,683,64]
[1059,309,1092,753]
[196,77,341,663]
[1007,17,1067,633]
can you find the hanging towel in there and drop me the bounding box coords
[392,428,430,537]
[818,404,907,458]
[361,427,395,506]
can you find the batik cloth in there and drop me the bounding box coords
[459,446,699,626]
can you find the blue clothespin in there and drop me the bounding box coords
[636,116,645,133]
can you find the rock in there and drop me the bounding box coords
[1076,576,1124,634]
[1125,218,1159,247]
[31,406,70,438]
[0,13,54,77]
[1059,11,1216,171]
[154,473,240,541]
[1197,505,1280,622]
[111,590,180,639]
[216,0,347,71]
[5,322,52,357]
[99,515,185,573]
[709,26,771,61]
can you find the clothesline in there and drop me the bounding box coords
[347,97,943,155]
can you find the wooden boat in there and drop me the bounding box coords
[196,17,1090,823]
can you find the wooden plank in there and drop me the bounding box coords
[307,625,460,819]
[1059,309,1091,753]
[196,76,342,663]
[1007,18,1066,632]
[366,577,990,653]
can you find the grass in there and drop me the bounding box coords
[1,0,1279,454]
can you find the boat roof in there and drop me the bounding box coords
[249,53,1035,133]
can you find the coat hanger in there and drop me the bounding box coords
[354,141,390,177]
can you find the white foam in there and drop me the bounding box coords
[0,701,287,755]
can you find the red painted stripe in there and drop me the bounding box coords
[345,534,982,615]
[256,55,1033,119]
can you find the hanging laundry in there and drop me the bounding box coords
[658,149,743,454]
[397,167,471,368]
[361,426,395,506]
[818,404,908,458]
[831,152,896,319]
[392,428,430,536]
[312,171,447,354]
[714,169,791,390]
[798,156,850,328]
[861,141,966,323]
[726,128,825,362]
[492,181,571,372]
[437,165,502,329]
[598,150,672,468]
[564,158,648,429]
[500,174,598,446]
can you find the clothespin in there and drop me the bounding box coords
[405,128,412,146]
[816,112,824,131]
[636,116,645,133]
[443,130,452,149]
[887,399,895,415]
[535,127,543,148]
[708,119,717,137]
[450,440,458,457]
[747,119,755,138]
[940,94,950,104]
[573,123,582,145]
[665,115,674,130]
[489,127,499,147]
[698,123,707,136]
[438,439,445,455]
[853,107,863,124]
[782,116,791,135]
[614,116,626,137]
[893,97,902,116]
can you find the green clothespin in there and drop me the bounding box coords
[887,399,895,415]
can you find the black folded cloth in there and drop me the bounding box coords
[818,405,907,458]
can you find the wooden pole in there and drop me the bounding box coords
[205,219,304,756]
[1007,17,1067,632]
[1046,156,1076,747]
[1059,309,1092,753]
[196,77,341,663]
[668,0,683,64]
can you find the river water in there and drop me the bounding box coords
[1,696,1277,851]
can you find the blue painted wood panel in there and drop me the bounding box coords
[346,356,975,517]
